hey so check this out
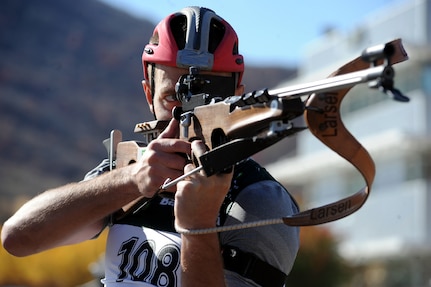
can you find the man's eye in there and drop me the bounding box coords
[165,94,177,102]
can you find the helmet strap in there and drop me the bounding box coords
[149,63,157,120]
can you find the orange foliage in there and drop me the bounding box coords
[0,226,107,287]
[286,226,352,287]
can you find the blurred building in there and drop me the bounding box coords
[266,0,431,286]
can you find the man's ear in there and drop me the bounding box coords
[142,80,153,111]
[235,84,245,96]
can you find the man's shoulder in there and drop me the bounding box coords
[230,159,278,194]
[229,158,299,210]
[232,159,275,184]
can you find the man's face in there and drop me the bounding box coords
[146,65,185,120]
[143,64,244,120]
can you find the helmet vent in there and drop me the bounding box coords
[208,19,225,54]
[170,9,226,54]
[170,15,187,50]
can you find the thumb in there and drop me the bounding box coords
[158,118,179,139]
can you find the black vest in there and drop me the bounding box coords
[114,158,281,231]
[114,158,292,287]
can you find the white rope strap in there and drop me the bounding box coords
[175,218,284,235]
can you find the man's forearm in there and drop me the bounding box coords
[1,166,141,256]
[181,233,226,287]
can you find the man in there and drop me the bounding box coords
[2,6,299,287]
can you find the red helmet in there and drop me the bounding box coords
[142,6,244,86]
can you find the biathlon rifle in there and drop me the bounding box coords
[106,38,409,226]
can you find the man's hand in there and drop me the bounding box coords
[174,140,233,230]
[129,118,191,197]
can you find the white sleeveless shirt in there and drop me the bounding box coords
[102,224,181,287]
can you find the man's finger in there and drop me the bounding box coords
[191,140,208,157]
[158,118,179,139]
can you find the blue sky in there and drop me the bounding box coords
[100,0,408,66]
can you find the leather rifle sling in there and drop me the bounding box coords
[282,38,408,226]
